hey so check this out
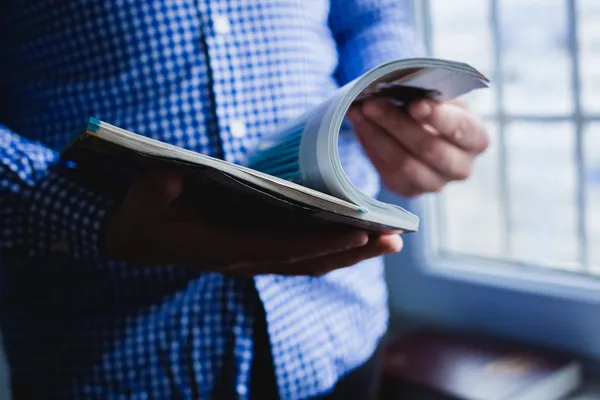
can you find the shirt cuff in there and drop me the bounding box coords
[26,165,116,260]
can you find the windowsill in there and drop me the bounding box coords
[422,255,600,305]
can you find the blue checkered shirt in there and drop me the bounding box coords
[0,1,421,398]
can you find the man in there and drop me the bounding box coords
[0,0,488,399]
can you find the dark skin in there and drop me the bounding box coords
[103,168,403,277]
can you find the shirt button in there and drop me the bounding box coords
[236,384,247,396]
[230,119,247,138]
[213,15,231,35]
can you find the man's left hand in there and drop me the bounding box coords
[347,98,489,198]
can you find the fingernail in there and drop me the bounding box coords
[389,239,404,253]
[363,99,384,118]
[382,235,404,254]
[412,101,432,119]
[349,232,369,248]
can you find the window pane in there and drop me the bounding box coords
[507,122,579,268]
[500,0,573,115]
[429,0,496,116]
[421,1,598,277]
[586,124,600,272]
[578,0,600,115]
[439,123,504,258]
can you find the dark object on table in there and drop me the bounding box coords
[380,329,581,400]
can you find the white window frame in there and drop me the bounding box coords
[385,0,600,361]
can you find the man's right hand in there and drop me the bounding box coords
[103,169,403,277]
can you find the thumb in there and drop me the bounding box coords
[125,168,184,218]
[104,169,183,260]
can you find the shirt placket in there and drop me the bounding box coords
[198,1,249,165]
[196,2,255,399]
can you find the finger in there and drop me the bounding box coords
[227,229,369,262]
[409,99,489,153]
[224,226,370,264]
[105,169,185,261]
[125,168,184,218]
[374,234,404,253]
[348,109,447,196]
[223,234,401,277]
[265,233,403,277]
[448,98,469,110]
[152,221,370,267]
[360,100,473,181]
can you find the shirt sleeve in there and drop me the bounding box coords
[1,124,115,260]
[329,0,426,85]
[328,0,427,197]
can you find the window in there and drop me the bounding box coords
[385,0,600,361]
[419,0,600,276]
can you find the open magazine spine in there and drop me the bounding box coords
[78,118,364,213]
[62,129,407,233]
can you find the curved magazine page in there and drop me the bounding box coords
[303,59,487,228]
[246,58,489,231]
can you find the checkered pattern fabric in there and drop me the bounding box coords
[0,0,422,398]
